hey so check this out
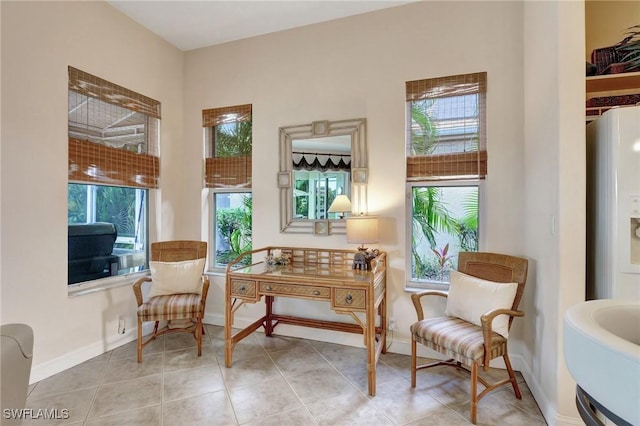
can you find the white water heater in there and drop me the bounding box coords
[586,105,640,300]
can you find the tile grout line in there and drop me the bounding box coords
[214,329,257,426]
[159,335,165,426]
[262,340,320,425]
[82,349,113,425]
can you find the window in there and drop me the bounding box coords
[406,72,486,288]
[68,67,159,286]
[409,183,478,284]
[212,192,252,268]
[68,184,148,280]
[203,104,253,268]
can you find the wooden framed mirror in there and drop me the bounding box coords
[278,118,367,234]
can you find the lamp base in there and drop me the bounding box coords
[352,247,379,270]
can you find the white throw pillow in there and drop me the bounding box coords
[147,258,206,298]
[445,269,518,338]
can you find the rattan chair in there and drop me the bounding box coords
[133,241,209,362]
[410,252,528,424]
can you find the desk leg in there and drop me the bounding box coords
[265,295,274,336]
[366,303,376,396]
[225,297,233,368]
[380,294,387,354]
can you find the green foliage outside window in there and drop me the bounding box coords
[409,99,437,155]
[68,184,139,238]
[215,195,252,266]
[411,187,478,282]
[215,121,252,157]
[68,184,88,224]
[295,180,309,218]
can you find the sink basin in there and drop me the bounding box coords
[564,299,640,425]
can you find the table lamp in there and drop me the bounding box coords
[346,215,379,270]
[328,194,352,219]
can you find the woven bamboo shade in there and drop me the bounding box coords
[68,67,160,189]
[203,104,252,189]
[69,138,159,188]
[202,104,252,127]
[406,72,487,102]
[69,67,161,119]
[204,156,252,189]
[407,151,487,179]
[406,72,487,180]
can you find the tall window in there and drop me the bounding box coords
[68,67,158,285]
[203,104,253,268]
[406,72,487,288]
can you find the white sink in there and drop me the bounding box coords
[564,299,640,425]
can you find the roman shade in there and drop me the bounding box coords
[68,66,160,189]
[406,72,487,180]
[203,104,252,189]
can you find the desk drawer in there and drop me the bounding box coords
[230,279,257,300]
[333,288,366,310]
[259,282,330,300]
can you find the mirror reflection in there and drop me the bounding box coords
[279,118,366,235]
[292,135,351,220]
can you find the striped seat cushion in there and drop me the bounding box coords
[138,293,202,322]
[410,316,507,366]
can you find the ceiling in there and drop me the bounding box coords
[107,0,414,51]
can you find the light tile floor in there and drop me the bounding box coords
[25,325,547,425]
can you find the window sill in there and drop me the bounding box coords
[405,281,450,292]
[68,270,149,297]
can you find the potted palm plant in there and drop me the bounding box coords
[616,25,640,72]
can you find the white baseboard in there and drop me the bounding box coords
[511,354,583,426]
[29,323,153,384]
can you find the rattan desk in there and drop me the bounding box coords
[224,247,387,396]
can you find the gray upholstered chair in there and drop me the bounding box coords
[410,252,528,424]
[133,241,209,362]
[1,323,34,424]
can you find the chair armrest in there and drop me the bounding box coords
[410,290,448,321]
[200,275,210,307]
[480,308,524,331]
[479,308,524,369]
[132,277,151,306]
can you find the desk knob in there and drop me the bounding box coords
[313,290,320,296]
[266,285,273,291]
[345,294,353,304]
[239,286,246,292]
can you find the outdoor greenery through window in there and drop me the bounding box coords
[410,184,478,283]
[406,72,486,287]
[213,193,252,268]
[214,121,252,157]
[203,104,253,268]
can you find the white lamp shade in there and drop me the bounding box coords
[346,215,379,245]
[328,195,352,214]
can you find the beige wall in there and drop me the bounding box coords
[0,1,588,424]
[0,1,183,378]
[524,1,586,422]
[184,0,527,347]
[586,0,640,62]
